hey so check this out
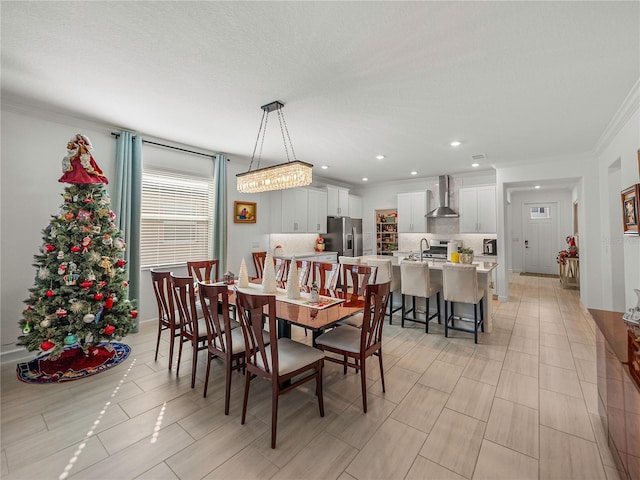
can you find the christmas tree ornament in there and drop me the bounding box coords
[94,293,104,301]
[70,245,81,253]
[81,236,91,253]
[40,340,55,351]
[22,323,32,334]
[57,262,68,275]
[63,273,79,285]
[123,281,129,287]
[40,319,51,328]
[238,258,249,287]
[68,262,77,272]
[55,308,67,318]
[70,300,85,313]
[104,295,114,309]
[88,251,101,263]
[83,313,95,323]
[103,325,115,335]
[115,259,126,268]
[79,280,93,290]
[98,280,107,288]
[130,310,138,319]
[57,250,65,260]
[45,244,56,253]
[94,307,103,323]
[116,238,126,250]
[63,333,77,345]
[45,290,54,297]
[38,267,51,280]
[86,271,96,281]
[59,134,108,185]
[99,257,112,273]
[76,210,92,222]
[102,234,113,246]
[91,225,101,234]
[64,212,74,222]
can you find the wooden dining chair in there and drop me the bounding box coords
[171,274,208,388]
[315,281,390,413]
[296,260,313,287]
[150,269,180,369]
[338,264,378,328]
[235,290,325,449]
[198,282,269,414]
[252,251,267,279]
[314,262,340,290]
[187,259,219,283]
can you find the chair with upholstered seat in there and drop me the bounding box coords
[171,274,209,388]
[150,269,180,369]
[400,260,442,333]
[442,263,484,343]
[363,258,401,323]
[314,262,340,290]
[315,281,390,413]
[198,282,268,413]
[252,251,267,279]
[187,259,220,283]
[338,264,378,328]
[235,290,325,449]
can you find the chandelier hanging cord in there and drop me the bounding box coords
[277,106,297,163]
[248,108,269,172]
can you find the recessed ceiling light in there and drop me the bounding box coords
[376,155,385,160]
[534,185,541,189]
[321,165,329,169]
[450,141,462,147]
[471,163,479,167]
[410,171,418,175]
[362,177,368,182]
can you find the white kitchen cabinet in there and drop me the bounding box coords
[307,189,327,234]
[348,194,363,219]
[327,186,349,216]
[459,185,496,233]
[280,188,308,233]
[397,191,427,233]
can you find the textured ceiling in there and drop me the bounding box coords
[2,1,638,187]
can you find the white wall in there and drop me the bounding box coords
[595,79,640,312]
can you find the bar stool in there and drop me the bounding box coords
[400,260,441,333]
[442,263,484,344]
[364,258,401,323]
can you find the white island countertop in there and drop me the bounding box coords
[275,251,338,260]
[361,255,497,273]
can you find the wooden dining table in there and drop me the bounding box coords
[217,281,365,346]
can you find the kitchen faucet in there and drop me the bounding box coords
[419,238,430,262]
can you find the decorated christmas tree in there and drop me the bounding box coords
[18,134,136,359]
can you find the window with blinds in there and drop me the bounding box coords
[141,167,214,268]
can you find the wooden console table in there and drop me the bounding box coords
[559,257,579,288]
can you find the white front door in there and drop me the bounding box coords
[524,203,558,275]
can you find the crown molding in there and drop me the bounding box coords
[594,77,640,156]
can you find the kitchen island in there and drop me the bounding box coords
[361,255,497,333]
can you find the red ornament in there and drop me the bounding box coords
[70,245,81,253]
[64,212,74,222]
[115,259,126,268]
[98,281,108,288]
[94,293,104,301]
[103,325,116,335]
[130,310,138,319]
[45,290,54,297]
[79,280,93,290]
[123,281,129,287]
[104,295,114,309]
[45,244,56,253]
[40,340,55,351]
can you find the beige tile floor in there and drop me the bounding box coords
[1,274,623,480]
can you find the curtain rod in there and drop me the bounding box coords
[111,132,227,160]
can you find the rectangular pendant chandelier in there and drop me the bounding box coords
[236,160,313,193]
[236,100,313,193]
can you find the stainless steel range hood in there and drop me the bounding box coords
[426,175,458,218]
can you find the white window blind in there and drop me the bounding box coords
[141,167,214,268]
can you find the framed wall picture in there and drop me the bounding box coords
[621,184,639,235]
[234,201,257,223]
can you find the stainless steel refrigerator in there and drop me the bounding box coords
[325,217,363,257]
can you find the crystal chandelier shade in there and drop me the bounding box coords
[236,100,313,193]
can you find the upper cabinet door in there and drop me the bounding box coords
[281,188,308,233]
[459,185,496,233]
[397,192,427,232]
[307,189,328,233]
[327,186,350,216]
[348,194,363,219]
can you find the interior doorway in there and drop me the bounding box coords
[523,202,558,275]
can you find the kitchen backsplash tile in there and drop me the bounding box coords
[398,233,496,256]
[269,233,318,256]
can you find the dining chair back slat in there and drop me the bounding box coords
[187,260,219,283]
[297,260,313,287]
[275,258,290,285]
[252,252,267,279]
[342,264,378,296]
[315,262,340,290]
